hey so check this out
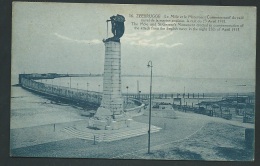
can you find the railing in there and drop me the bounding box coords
[20,77,102,105]
[19,74,145,115]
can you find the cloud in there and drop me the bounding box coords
[123,31,182,48]
[156,32,174,40]
[54,33,102,44]
[53,31,182,49]
[130,41,183,48]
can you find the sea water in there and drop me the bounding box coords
[35,76,254,94]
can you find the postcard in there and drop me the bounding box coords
[11,2,256,160]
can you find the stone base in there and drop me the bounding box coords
[88,118,108,130]
[88,117,132,130]
[95,107,113,117]
[89,105,131,130]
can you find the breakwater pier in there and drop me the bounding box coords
[18,73,255,123]
[18,73,149,116]
[19,73,102,107]
[18,73,211,106]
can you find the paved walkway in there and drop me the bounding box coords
[11,109,254,158]
[174,111,254,128]
[10,120,81,149]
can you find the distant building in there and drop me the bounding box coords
[159,104,173,110]
[223,96,253,104]
[173,98,181,105]
[153,101,173,110]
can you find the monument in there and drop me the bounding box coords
[89,15,131,130]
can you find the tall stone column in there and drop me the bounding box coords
[88,14,128,130]
[96,41,124,117]
[88,41,128,130]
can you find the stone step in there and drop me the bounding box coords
[62,127,94,140]
[62,125,161,142]
[63,125,145,136]
[106,126,160,136]
[63,127,96,140]
[62,127,111,141]
[104,127,160,142]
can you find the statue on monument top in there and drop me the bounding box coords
[103,14,125,43]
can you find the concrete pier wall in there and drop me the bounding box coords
[19,75,145,114]
[20,77,102,106]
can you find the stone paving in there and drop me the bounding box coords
[11,110,254,160]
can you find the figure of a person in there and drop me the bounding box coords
[105,14,125,42]
[110,16,117,37]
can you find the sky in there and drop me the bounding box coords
[11,2,256,80]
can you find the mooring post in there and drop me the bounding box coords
[94,135,96,145]
[53,124,55,132]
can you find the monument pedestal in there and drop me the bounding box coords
[89,116,132,130]
[88,41,130,130]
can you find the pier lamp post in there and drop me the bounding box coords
[52,79,53,93]
[87,82,89,92]
[98,84,101,103]
[183,86,185,106]
[198,93,200,107]
[70,77,71,88]
[147,60,153,154]
[126,86,129,105]
[86,82,89,101]
[58,78,61,94]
